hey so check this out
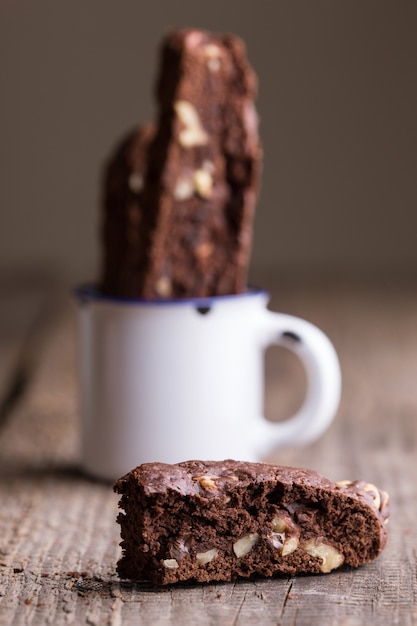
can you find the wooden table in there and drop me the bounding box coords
[0,275,416,625]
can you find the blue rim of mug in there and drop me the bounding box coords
[74,283,268,308]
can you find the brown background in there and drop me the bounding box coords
[1,0,416,286]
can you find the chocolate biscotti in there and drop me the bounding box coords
[114,460,389,585]
[133,29,262,298]
[101,123,155,297]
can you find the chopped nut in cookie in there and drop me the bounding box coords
[162,559,179,570]
[193,475,219,491]
[336,479,390,516]
[303,539,344,573]
[380,491,390,513]
[363,483,382,510]
[197,548,219,565]
[173,176,194,201]
[128,172,144,193]
[282,536,299,556]
[233,533,260,558]
[336,480,352,489]
[271,517,288,533]
[193,169,213,198]
[154,276,172,298]
[205,44,222,72]
[174,100,208,148]
[269,515,300,555]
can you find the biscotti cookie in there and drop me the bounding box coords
[114,460,389,585]
[134,29,262,298]
[101,123,155,297]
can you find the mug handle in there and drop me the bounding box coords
[256,310,342,455]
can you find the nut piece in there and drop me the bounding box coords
[303,539,344,573]
[193,475,219,491]
[270,515,299,555]
[363,483,382,510]
[205,44,222,72]
[128,172,144,193]
[269,533,283,549]
[380,490,390,511]
[175,100,208,147]
[162,559,179,570]
[336,480,353,489]
[174,164,214,202]
[196,548,219,565]
[154,276,172,298]
[282,536,299,557]
[233,532,260,558]
[337,480,390,514]
[173,177,194,201]
[193,169,213,198]
[272,517,287,533]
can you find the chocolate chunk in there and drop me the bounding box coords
[114,460,389,585]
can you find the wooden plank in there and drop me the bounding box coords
[0,280,416,625]
[0,273,62,429]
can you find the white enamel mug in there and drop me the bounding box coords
[75,286,341,481]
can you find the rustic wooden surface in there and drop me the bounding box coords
[0,276,416,625]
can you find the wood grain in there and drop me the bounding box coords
[0,278,416,625]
